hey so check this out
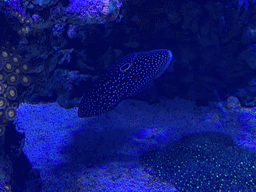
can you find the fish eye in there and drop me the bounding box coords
[120,63,132,72]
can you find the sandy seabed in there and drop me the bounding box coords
[14,97,244,191]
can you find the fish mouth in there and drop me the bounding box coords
[153,49,173,79]
[167,50,173,62]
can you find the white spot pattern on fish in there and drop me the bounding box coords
[78,49,173,118]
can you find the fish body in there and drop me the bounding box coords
[78,49,173,118]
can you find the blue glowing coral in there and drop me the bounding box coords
[24,0,54,7]
[67,0,103,16]
[66,0,122,24]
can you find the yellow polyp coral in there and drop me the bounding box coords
[3,62,14,73]
[0,72,6,83]
[0,125,6,136]
[0,64,3,71]
[2,51,8,58]
[0,184,12,192]
[9,10,31,37]
[11,53,21,65]
[17,14,22,19]
[0,45,32,132]
[0,110,4,125]
[21,26,30,34]
[7,73,19,86]
[12,57,18,63]
[20,18,25,23]
[0,83,4,94]
[18,26,30,36]
[0,97,7,109]
[21,64,29,73]
[6,87,17,100]
[20,75,31,86]
[5,107,17,121]
[15,68,20,74]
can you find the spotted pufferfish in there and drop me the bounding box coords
[78,49,173,118]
